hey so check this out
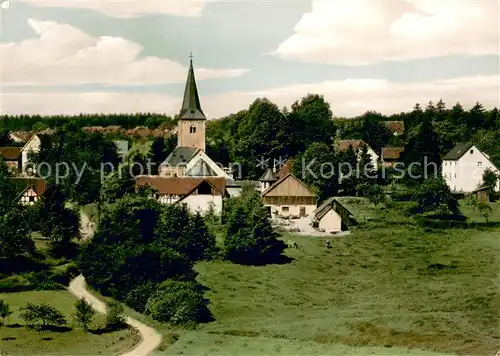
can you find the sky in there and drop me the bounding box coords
[0,0,499,119]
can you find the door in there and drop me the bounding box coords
[300,206,306,217]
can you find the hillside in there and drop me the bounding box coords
[175,222,499,355]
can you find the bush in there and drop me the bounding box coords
[74,297,94,330]
[0,299,13,325]
[124,281,156,313]
[145,280,212,326]
[106,301,126,331]
[0,275,34,293]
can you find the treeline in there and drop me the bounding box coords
[0,113,176,132]
[206,96,500,180]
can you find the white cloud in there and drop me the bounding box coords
[273,0,499,65]
[21,0,211,18]
[0,19,248,85]
[2,75,498,118]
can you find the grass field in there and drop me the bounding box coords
[0,291,138,355]
[151,199,500,356]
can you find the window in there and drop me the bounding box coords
[478,161,482,167]
[190,126,196,134]
[470,149,473,154]
[29,196,35,202]
[454,173,456,178]
[282,206,289,212]
[445,161,447,166]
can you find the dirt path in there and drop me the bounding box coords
[69,275,163,356]
[79,209,95,241]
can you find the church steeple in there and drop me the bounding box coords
[179,54,206,120]
[177,54,207,151]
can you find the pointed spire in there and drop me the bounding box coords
[179,53,206,120]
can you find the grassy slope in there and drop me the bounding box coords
[0,291,137,355]
[162,201,499,356]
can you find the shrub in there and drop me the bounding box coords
[124,281,156,313]
[20,302,66,330]
[74,297,94,330]
[106,301,126,331]
[145,280,212,326]
[0,299,13,326]
[0,275,33,293]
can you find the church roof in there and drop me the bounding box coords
[185,159,217,177]
[162,147,200,166]
[259,168,277,182]
[179,57,206,121]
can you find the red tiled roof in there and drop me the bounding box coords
[0,147,21,161]
[9,131,32,142]
[381,147,404,161]
[135,176,226,196]
[383,121,404,135]
[335,139,367,152]
[11,177,47,196]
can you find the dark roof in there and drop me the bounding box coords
[162,147,200,166]
[135,176,226,196]
[12,177,47,200]
[381,147,404,161]
[443,143,474,160]
[185,159,217,177]
[9,131,32,142]
[0,147,21,161]
[313,197,336,220]
[259,168,277,182]
[225,180,259,188]
[179,58,206,120]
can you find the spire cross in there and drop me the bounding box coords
[189,52,194,61]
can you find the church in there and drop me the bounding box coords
[158,57,232,180]
[135,57,242,214]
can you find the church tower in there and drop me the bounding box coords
[177,55,206,151]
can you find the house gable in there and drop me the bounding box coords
[185,150,231,179]
[262,174,315,198]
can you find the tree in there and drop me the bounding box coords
[0,207,35,268]
[482,168,499,199]
[410,176,461,216]
[74,298,94,331]
[100,169,135,204]
[223,185,285,265]
[477,202,493,224]
[339,145,358,196]
[356,144,377,196]
[293,142,338,202]
[366,184,386,207]
[0,157,17,215]
[286,94,335,156]
[106,301,125,331]
[0,300,13,326]
[20,303,66,330]
[145,280,211,325]
[38,184,80,255]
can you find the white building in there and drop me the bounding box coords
[312,197,351,233]
[335,139,379,169]
[442,143,500,193]
[135,176,228,215]
[20,134,42,175]
[261,173,317,218]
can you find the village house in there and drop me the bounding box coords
[135,176,228,214]
[383,121,405,137]
[11,177,47,206]
[312,197,352,233]
[381,147,404,167]
[335,139,379,169]
[442,143,500,193]
[261,173,317,218]
[20,134,42,175]
[0,147,21,173]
